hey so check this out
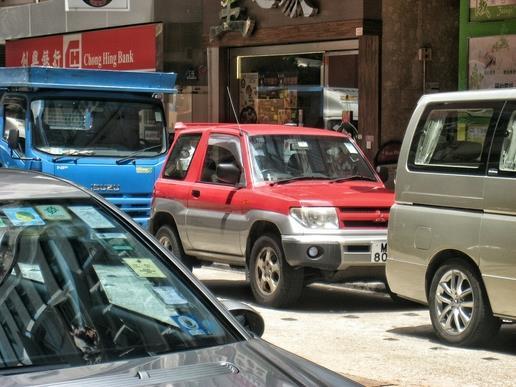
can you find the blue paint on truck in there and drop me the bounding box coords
[0,67,177,228]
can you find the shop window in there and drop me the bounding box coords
[237,53,323,127]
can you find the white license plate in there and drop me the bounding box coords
[371,241,388,263]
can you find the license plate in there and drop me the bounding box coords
[371,241,388,263]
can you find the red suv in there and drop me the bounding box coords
[150,124,394,307]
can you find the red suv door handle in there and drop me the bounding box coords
[192,190,201,198]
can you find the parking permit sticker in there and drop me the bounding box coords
[3,208,45,226]
[123,258,166,278]
[96,233,134,252]
[153,286,188,305]
[171,314,207,336]
[36,205,72,221]
[69,206,114,229]
[345,143,359,154]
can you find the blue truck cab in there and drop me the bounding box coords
[0,67,176,228]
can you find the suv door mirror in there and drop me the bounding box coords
[376,165,389,183]
[216,163,241,186]
[7,129,19,150]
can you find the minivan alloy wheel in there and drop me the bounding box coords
[255,246,281,294]
[435,269,474,335]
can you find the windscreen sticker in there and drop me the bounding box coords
[171,314,207,336]
[0,218,7,228]
[344,143,359,154]
[96,233,134,252]
[36,205,72,221]
[155,112,162,122]
[69,206,114,229]
[123,258,167,278]
[3,208,46,226]
[94,265,180,325]
[18,263,44,283]
[153,286,188,306]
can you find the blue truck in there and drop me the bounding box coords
[0,67,177,228]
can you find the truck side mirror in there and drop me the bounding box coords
[7,129,19,150]
[216,163,242,186]
[376,165,389,183]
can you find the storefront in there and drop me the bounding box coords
[460,0,516,90]
[204,0,381,158]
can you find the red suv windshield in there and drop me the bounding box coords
[248,135,376,183]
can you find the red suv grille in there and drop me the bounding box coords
[338,207,390,228]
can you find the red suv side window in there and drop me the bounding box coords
[163,133,201,180]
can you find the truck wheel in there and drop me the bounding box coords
[429,259,501,346]
[249,234,303,308]
[155,225,193,271]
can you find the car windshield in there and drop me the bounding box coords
[0,199,239,372]
[248,134,376,183]
[31,99,166,157]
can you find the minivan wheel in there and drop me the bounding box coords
[155,225,193,271]
[249,234,303,308]
[429,260,501,346]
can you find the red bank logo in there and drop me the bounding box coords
[64,34,82,68]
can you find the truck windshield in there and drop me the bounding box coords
[31,99,166,158]
[0,198,239,371]
[249,135,376,183]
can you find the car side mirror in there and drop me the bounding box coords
[7,129,19,150]
[376,165,389,183]
[221,300,265,337]
[216,163,242,186]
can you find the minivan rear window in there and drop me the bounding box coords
[408,104,499,174]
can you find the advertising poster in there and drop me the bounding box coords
[469,34,516,89]
[470,0,516,21]
[239,73,258,123]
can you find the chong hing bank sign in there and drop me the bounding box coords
[6,23,160,72]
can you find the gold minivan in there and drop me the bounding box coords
[386,89,516,346]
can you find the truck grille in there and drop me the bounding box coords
[100,193,152,220]
[338,207,390,228]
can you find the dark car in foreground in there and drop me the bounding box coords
[0,169,356,386]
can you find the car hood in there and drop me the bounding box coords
[2,339,359,387]
[256,182,394,208]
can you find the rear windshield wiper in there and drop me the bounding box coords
[330,175,377,183]
[271,176,331,185]
[116,145,164,165]
[52,150,96,163]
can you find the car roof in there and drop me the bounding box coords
[0,169,89,200]
[419,88,516,105]
[176,123,350,138]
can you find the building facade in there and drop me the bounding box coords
[0,0,461,161]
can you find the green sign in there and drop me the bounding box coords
[470,0,516,21]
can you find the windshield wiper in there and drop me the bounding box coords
[116,145,164,165]
[52,150,96,163]
[0,362,72,376]
[271,176,331,185]
[330,175,377,183]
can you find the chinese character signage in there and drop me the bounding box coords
[65,0,130,11]
[469,34,516,89]
[6,23,159,71]
[470,0,516,21]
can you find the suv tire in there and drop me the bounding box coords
[249,234,303,308]
[156,225,194,271]
[428,259,501,346]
